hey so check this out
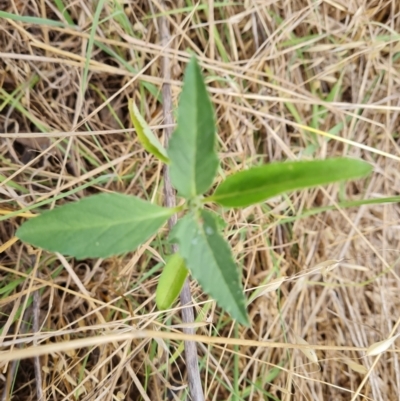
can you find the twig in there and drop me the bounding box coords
[159,4,205,401]
[33,286,44,401]
[1,360,16,401]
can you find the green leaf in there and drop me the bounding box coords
[128,99,169,163]
[156,253,188,310]
[167,56,219,199]
[206,209,228,231]
[209,158,372,208]
[0,10,74,27]
[170,210,248,325]
[16,193,175,259]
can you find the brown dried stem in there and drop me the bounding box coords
[159,4,205,401]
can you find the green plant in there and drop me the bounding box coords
[16,57,372,325]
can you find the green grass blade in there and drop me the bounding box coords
[81,0,106,95]
[0,10,74,27]
[53,0,74,25]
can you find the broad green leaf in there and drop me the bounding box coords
[207,209,228,230]
[156,253,188,310]
[170,210,248,325]
[16,193,176,259]
[209,158,372,207]
[167,57,219,199]
[128,99,169,163]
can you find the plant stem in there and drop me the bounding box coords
[159,5,205,401]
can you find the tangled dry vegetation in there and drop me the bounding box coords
[1,0,400,400]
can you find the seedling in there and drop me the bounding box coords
[16,57,372,325]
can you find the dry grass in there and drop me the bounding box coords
[1,0,400,400]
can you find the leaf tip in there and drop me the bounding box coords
[366,334,400,356]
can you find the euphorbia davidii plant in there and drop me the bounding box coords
[16,57,372,325]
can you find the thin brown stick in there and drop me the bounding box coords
[33,287,44,401]
[1,359,16,401]
[159,4,205,401]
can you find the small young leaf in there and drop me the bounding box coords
[128,99,169,163]
[366,334,400,356]
[156,253,188,310]
[168,56,219,199]
[209,158,372,207]
[169,210,248,326]
[16,193,176,259]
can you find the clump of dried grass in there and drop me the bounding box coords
[1,0,400,400]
